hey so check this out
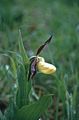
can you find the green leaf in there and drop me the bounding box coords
[16,31,31,108]
[16,94,52,120]
[18,30,29,64]
[0,53,17,78]
[10,56,17,78]
[16,64,31,108]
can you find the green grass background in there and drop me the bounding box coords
[0,0,79,119]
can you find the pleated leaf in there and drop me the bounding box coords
[16,94,52,120]
[18,30,29,64]
[16,64,31,108]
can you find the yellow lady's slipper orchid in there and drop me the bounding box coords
[37,57,56,74]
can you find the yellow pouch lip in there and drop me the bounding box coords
[37,61,56,74]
